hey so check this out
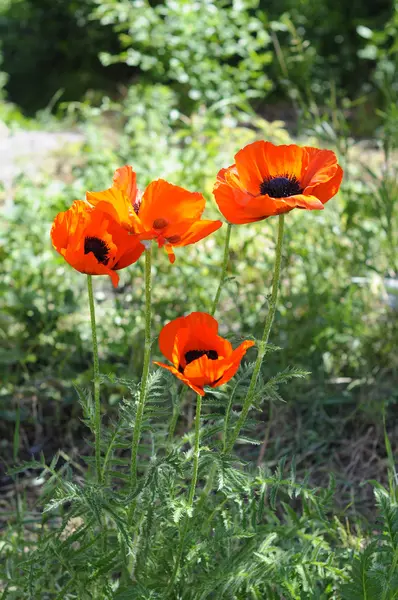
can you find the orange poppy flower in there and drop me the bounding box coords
[154,312,255,396]
[213,141,343,224]
[51,200,145,287]
[87,166,222,263]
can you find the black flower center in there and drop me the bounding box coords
[179,349,219,373]
[133,199,141,215]
[260,175,302,198]
[84,236,110,265]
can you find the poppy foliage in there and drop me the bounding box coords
[51,200,145,287]
[154,312,255,396]
[87,166,222,263]
[213,141,343,224]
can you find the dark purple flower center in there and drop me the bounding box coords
[260,175,302,198]
[133,199,141,215]
[84,236,110,265]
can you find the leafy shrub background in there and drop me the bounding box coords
[0,0,396,122]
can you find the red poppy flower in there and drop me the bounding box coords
[87,166,222,263]
[154,312,255,396]
[213,141,343,224]
[51,200,145,287]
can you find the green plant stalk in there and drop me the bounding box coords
[210,222,232,316]
[223,398,234,453]
[222,377,242,453]
[169,393,202,590]
[188,394,202,505]
[130,245,153,491]
[87,275,102,484]
[13,401,20,463]
[13,400,21,527]
[382,406,397,497]
[226,214,285,454]
[168,387,186,445]
[384,548,398,600]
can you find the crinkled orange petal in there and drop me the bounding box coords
[139,180,205,231]
[304,164,343,204]
[164,244,176,264]
[181,312,219,333]
[112,165,138,203]
[138,218,200,242]
[114,238,145,269]
[300,148,339,189]
[183,339,254,388]
[183,354,228,387]
[263,143,304,179]
[171,327,190,369]
[51,200,91,252]
[153,362,205,396]
[158,315,188,363]
[86,188,133,230]
[210,340,255,388]
[175,219,223,247]
[108,270,120,287]
[278,193,324,210]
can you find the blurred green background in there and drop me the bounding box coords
[0,0,397,516]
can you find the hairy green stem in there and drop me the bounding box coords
[211,222,232,316]
[168,387,186,445]
[222,378,241,453]
[13,400,21,527]
[226,214,285,454]
[168,393,202,590]
[87,275,102,484]
[188,394,202,505]
[130,245,153,491]
[168,403,180,443]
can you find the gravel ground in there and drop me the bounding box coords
[0,121,84,209]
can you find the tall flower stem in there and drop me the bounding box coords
[130,244,153,491]
[210,223,232,316]
[168,388,186,445]
[168,393,202,590]
[13,400,21,528]
[87,274,102,484]
[225,214,285,454]
[187,394,202,505]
